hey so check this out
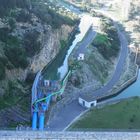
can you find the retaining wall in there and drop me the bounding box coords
[0,131,140,140]
[97,49,139,102]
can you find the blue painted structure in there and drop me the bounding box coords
[39,113,45,130]
[32,112,38,130]
[32,71,71,130]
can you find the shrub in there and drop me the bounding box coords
[32,3,77,29]
[15,9,31,23]
[25,72,36,84]
[0,0,30,17]
[92,31,120,59]
[0,27,10,42]
[0,62,5,80]
[23,30,41,57]
[8,17,16,30]
[4,45,28,68]
[60,40,67,49]
[0,56,8,66]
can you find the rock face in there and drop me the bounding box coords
[30,25,73,73]
[0,23,74,127]
[0,2,75,127]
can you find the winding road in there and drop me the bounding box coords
[81,22,128,100]
[46,26,97,131]
[46,14,128,131]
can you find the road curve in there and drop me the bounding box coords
[84,22,128,99]
[46,27,97,131]
[46,19,128,131]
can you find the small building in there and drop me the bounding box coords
[77,53,85,61]
[44,80,50,86]
[79,96,97,108]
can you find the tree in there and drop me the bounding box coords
[4,45,28,68]
[0,0,30,17]
[0,62,5,80]
[23,30,41,56]
[8,18,16,30]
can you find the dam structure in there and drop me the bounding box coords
[31,14,95,130]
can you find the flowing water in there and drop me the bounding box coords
[43,14,95,80]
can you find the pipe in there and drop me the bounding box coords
[39,113,45,130]
[32,112,37,130]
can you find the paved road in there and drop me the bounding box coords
[74,27,97,58]
[81,22,128,100]
[46,100,86,131]
[43,2,128,130]
[46,28,97,131]
[46,21,128,131]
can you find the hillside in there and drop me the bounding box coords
[0,0,78,128]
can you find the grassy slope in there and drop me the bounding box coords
[70,97,140,130]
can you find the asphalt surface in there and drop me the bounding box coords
[81,23,128,101]
[41,2,128,130]
[46,28,97,131]
[46,100,85,131]
[74,27,97,58]
[46,22,128,131]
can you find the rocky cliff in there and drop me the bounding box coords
[0,0,76,128]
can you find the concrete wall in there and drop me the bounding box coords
[97,48,139,102]
[99,64,139,102]
[0,131,140,140]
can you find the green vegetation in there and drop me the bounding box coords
[4,45,28,68]
[0,28,29,72]
[0,56,8,80]
[69,97,140,130]
[42,27,79,80]
[23,30,41,57]
[0,79,31,128]
[60,40,67,49]
[0,62,5,80]
[0,0,78,80]
[0,0,30,18]
[8,17,16,30]
[0,80,26,110]
[86,52,108,84]
[32,1,78,29]
[0,27,11,42]
[92,20,120,60]
[2,36,28,69]
[15,9,31,23]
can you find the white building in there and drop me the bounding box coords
[79,97,97,108]
[77,53,85,61]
